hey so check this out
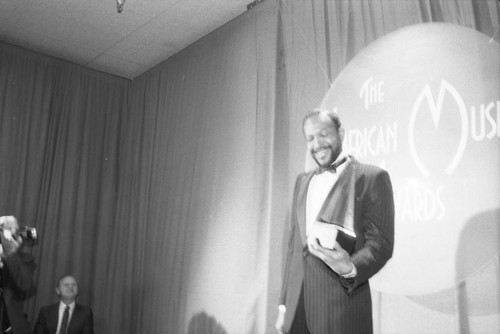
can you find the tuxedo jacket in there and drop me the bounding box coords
[279,157,394,334]
[33,302,93,334]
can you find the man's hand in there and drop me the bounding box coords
[307,236,353,275]
[0,230,22,257]
[275,306,286,334]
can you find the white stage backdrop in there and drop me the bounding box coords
[318,23,500,332]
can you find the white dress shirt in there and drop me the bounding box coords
[306,153,349,236]
[57,301,75,334]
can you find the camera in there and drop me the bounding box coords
[0,226,38,245]
[0,216,38,246]
[20,226,38,242]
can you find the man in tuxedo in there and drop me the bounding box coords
[275,109,395,334]
[33,275,93,334]
[0,215,37,334]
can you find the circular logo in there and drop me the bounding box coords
[320,23,500,297]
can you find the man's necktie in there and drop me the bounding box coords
[315,157,347,174]
[60,306,70,334]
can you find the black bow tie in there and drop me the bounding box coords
[315,157,347,175]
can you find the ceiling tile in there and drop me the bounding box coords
[128,18,202,52]
[0,25,64,58]
[43,1,153,40]
[1,6,123,51]
[105,38,174,67]
[161,0,241,36]
[0,0,20,11]
[124,0,183,18]
[87,53,149,79]
[66,46,102,66]
[0,0,253,78]
[216,0,252,15]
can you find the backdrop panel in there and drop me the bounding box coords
[279,1,499,333]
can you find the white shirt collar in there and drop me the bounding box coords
[59,301,75,312]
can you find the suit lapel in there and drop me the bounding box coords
[316,158,357,229]
[48,303,60,333]
[297,171,315,244]
[67,303,80,333]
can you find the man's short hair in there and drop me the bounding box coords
[56,274,78,288]
[302,108,342,132]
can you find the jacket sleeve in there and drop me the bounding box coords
[342,169,395,294]
[278,175,302,305]
[2,250,37,298]
[83,307,95,334]
[33,308,48,334]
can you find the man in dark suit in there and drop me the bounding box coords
[33,275,93,334]
[275,109,394,334]
[0,215,37,334]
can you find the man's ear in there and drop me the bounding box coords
[339,127,345,142]
[56,287,61,297]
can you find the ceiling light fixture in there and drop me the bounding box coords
[117,0,126,13]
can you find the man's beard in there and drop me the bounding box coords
[311,146,339,167]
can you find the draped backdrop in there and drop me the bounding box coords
[0,1,498,333]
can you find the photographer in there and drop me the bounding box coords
[0,216,37,334]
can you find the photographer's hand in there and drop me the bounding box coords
[0,230,22,257]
